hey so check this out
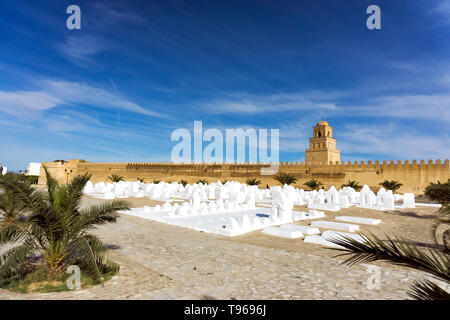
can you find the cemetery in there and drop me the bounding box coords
[82,178,441,249]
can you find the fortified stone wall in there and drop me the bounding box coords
[38,159,450,193]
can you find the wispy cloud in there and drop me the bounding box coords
[204,85,450,123]
[346,94,450,123]
[203,92,340,114]
[0,80,166,118]
[430,0,450,26]
[57,3,146,67]
[88,2,146,27]
[0,91,62,117]
[57,35,107,66]
[41,80,166,118]
[338,123,450,160]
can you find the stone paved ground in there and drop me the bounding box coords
[0,211,439,300]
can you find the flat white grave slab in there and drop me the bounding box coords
[307,203,341,212]
[303,235,343,248]
[414,203,442,208]
[335,216,381,225]
[321,230,365,243]
[279,224,320,235]
[310,220,359,232]
[262,226,304,239]
[293,210,326,221]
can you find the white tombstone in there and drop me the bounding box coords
[83,181,94,193]
[225,217,240,233]
[190,192,201,209]
[161,202,172,211]
[360,185,376,206]
[175,206,188,216]
[339,195,350,208]
[314,194,325,205]
[383,194,395,210]
[239,214,252,231]
[271,191,293,223]
[403,193,416,208]
[326,186,340,204]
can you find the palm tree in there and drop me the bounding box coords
[180,179,188,187]
[196,179,209,185]
[108,174,124,183]
[329,233,450,300]
[137,177,144,183]
[425,179,450,252]
[341,180,362,191]
[152,179,161,184]
[0,174,27,225]
[303,179,324,190]
[425,179,450,206]
[274,172,297,186]
[379,180,403,193]
[0,167,129,283]
[246,178,261,186]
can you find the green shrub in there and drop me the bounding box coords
[246,178,261,186]
[274,172,297,185]
[303,179,324,190]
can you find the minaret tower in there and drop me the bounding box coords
[305,120,340,165]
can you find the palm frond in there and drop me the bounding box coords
[76,200,129,232]
[329,233,450,282]
[274,172,297,186]
[0,243,35,279]
[0,223,31,245]
[424,179,450,205]
[43,166,59,204]
[303,178,323,190]
[57,173,92,234]
[0,189,25,222]
[246,178,261,186]
[68,236,102,283]
[0,176,46,215]
[408,279,450,300]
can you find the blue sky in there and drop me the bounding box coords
[0,0,449,171]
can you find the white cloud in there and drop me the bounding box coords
[41,80,165,118]
[204,92,339,114]
[0,91,61,116]
[57,35,106,66]
[431,1,450,25]
[346,94,450,123]
[202,89,450,123]
[0,80,165,118]
[337,123,450,160]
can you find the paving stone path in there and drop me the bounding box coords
[0,214,436,300]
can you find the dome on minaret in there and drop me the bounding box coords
[317,120,329,126]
